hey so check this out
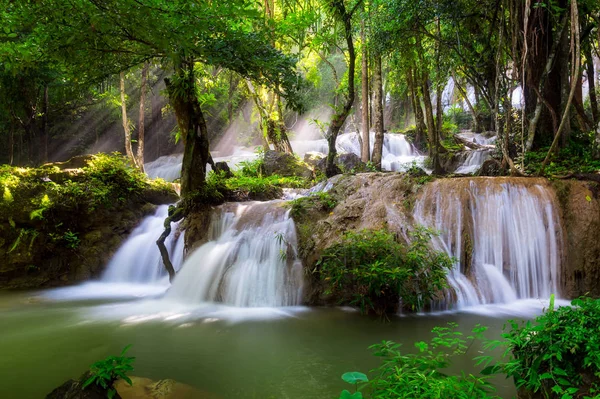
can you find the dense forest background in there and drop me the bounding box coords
[1,0,599,178]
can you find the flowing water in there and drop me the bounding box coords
[0,289,535,399]
[414,178,562,309]
[145,132,427,182]
[0,164,569,398]
[291,132,427,172]
[167,201,304,307]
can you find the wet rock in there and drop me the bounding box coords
[46,372,121,399]
[260,150,314,180]
[478,158,505,176]
[213,161,233,178]
[303,152,324,168]
[556,180,600,298]
[115,376,221,399]
[336,153,368,173]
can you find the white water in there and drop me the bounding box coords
[413,179,562,309]
[146,132,426,182]
[167,201,303,307]
[291,132,427,172]
[102,205,185,284]
[454,149,492,174]
[144,148,258,182]
[453,132,497,174]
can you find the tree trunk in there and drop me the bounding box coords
[525,14,567,151]
[558,16,572,147]
[165,59,212,197]
[360,20,370,163]
[409,68,426,147]
[42,85,48,163]
[8,123,14,165]
[541,0,580,171]
[120,72,137,167]
[421,72,441,173]
[137,62,149,172]
[325,2,357,177]
[585,44,599,127]
[372,53,384,169]
[452,73,479,132]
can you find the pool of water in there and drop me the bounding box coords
[0,287,552,398]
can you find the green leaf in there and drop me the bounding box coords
[339,390,363,399]
[586,195,592,202]
[341,372,368,384]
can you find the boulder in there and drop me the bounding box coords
[46,372,120,399]
[213,161,233,178]
[316,153,368,175]
[303,152,325,169]
[260,150,314,180]
[336,153,369,173]
[478,158,505,176]
[115,376,220,399]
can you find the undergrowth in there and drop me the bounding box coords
[316,227,453,315]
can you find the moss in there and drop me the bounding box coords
[551,179,572,220]
[0,153,177,288]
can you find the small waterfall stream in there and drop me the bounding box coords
[167,201,303,307]
[102,205,185,284]
[413,178,562,309]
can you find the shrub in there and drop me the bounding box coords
[83,345,135,399]
[289,191,337,219]
[338,324,497,399]
[498,297,600,399]
[316,227,453,315]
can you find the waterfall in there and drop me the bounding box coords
[102,205,185,284]
[454,149,492,174]
[167,201,303,307]
[413,178,562,309]
[290,132,426,172]
[144,154,184,182]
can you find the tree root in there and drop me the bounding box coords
[156,205,185,283]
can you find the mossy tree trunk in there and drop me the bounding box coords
[325,0,358,177]
[360,20,370,163]
[371,53,384,170]
[120,71,138,169]
[165,58,213,198]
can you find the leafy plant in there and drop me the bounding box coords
[63,230,80,249]
[289,191,337,218]
[339,372,369,399]
[316,227,453,315]
[83,345,135,399]
[363,324,497,398]
[491,297,600,398]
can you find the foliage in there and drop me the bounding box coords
[289,191,338,218]
[0,153,174,255]
[495,297,600,399]
[525,134,600,176]
[316,227,453,315]
[338,324,497,399]
[83,345,135,399]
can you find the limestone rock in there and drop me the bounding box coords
[260,150,314,180]
[46,372,121,399]
[115,376,220,399]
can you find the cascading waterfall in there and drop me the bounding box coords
[167,201,303,307]
[291,132,426,171]
[413,178,562,309]
[454,150,492,174]
[102,205,185,284]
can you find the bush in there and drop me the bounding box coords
[289,191,337,219]
[316,227,453,315]
[499,297,600,398]
[83,345,135,399]
[338,324,497,399]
